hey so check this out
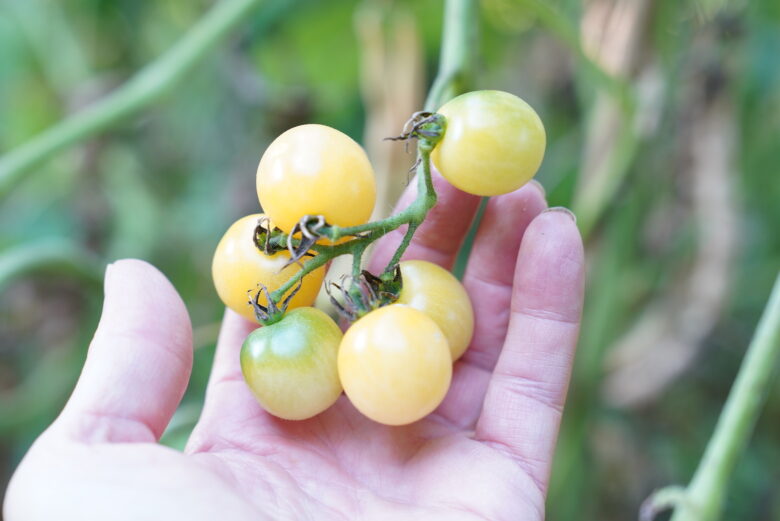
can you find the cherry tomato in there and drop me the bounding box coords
[212,214,325,323]
[241,307,342,420]
[256,124,377,234]
[338,304,452,425]
[396,260,473,360]
[431,90,546,196]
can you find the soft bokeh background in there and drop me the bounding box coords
[1,0,779,519]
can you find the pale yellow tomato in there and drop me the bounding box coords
[256,124,377,234]
[431,90,546,196]
[212,214,325,322]
[241,307,342,420]
[397,260,474,360]
[338,305,452,426]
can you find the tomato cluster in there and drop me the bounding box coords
[211,90,545,425]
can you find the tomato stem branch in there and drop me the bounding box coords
[384,222,418,278]
[351,244,367,278]
[661,272,780,521]
[268,145,438,305]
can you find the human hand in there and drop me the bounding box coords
[3,173,584,521]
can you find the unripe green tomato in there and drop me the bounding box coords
[432,90,546,196]
[241,307,342,421]
[397,260,474,360]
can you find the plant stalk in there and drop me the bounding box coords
[424,0,477,111]
[669,272,780,521]
[0,0,264,198]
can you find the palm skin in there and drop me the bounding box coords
[4,175,584,521]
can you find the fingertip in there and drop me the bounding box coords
[527,179,546,200]
[489,181,549,224]
[463,181,549,286]
[204,308,259,396]
[532,207,584,264]
[186,308,264,449]
[219,308,260,348]
[541,206,576,223]
[99,259,193,356]
[526,206,583,252]
[513,207,585,324]
[59,259,195,442]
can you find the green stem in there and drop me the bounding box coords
[669,272,780,521]
[270,237,371,303]
[0,240,103,291]
[352,243,367,278]
[424,0,477,111]
[384,222,418,276]
[270,147,438,303]
[0,0,264,199]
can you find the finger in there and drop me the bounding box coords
[186,309,264,450]
[463,181,548,372]
[433,181,547,428]
[367,169,480,272]
[475,209,585,493]
[56,259,193,443]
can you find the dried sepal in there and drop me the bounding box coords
[247,275,303,325]
[325,267,403,322]
[253,216,289,256]
[283,214,326,268]
[248,284,278,323]
[325,277,358,322]
[384,111,446,150]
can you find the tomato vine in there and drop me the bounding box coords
[256,113,446,322]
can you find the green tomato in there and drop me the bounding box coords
[241,307,342,421]
[432,90,546,196]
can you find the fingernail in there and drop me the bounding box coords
[543,206,577,223]
[528,179,546,198]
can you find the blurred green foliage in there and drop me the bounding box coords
[1,0,779,520]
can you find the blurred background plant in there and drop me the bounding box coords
[1,0,779,519]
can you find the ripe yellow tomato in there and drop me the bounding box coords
[241,307,342,420]
[431,90,546,196]
[338,305,452,425]
[256,124,377,234]
[396,260,474,360]
[212,214,325,322]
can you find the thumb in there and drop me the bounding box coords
[55,259,193,443]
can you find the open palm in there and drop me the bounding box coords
[4,175,584,521]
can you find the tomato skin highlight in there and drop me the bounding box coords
[211,214,325,323]
[432,90,546,196]
[338,305,452,426]
[241,307,343,420]
[256,124,377,234]
[396,260,474,360]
